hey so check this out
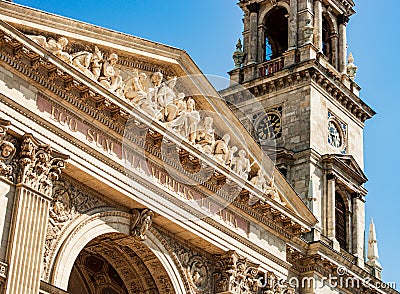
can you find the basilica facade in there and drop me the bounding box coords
[0,0,396,293]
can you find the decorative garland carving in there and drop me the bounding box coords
[163,234,213,294]
[42,176,111,280]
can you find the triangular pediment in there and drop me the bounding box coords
[321,154,367,185]
[0,2,317,232]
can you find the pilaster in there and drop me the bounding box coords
[313,0,323,51]
[326,173,340,251]
[5,134,67,294]
[247,3,260,65]
[338,14,349,74]
[352,193,365,268]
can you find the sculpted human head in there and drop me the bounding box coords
[0,141,15,159]
[151,72,163,87]
[108,53,118,65]
[58,37,68,48]
[222,134,230,144]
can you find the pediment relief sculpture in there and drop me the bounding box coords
[27,34,288,207]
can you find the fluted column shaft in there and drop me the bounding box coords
[5,185,50,294]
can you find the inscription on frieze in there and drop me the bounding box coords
[36,94,249,234]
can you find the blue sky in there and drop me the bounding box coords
[13,0,399,288]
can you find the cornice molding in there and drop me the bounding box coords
[222,60,375,125]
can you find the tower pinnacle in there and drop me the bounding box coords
[367,219,382,279]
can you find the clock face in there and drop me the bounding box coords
[256,113,281,140]
[328,121,342,148]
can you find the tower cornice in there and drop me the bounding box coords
[223,59,375,125]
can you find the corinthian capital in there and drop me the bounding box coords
[214,250,260,294]
[17,134,68,197]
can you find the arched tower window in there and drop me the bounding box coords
[335,192,347,249]
[322,17,333,64]
[264,7,288,60]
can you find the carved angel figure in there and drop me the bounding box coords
[28,35,72,64]
[130,209,154,241]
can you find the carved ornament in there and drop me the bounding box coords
[0,118,16,181]
[130,208,154,241]
[17,134,68,197]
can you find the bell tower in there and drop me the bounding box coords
[222,0,375,268]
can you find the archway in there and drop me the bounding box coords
[48,211,187,293]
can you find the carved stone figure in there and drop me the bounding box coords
[157,77,180,122]
[196,116,215,153]
[226,145,238,167]
[232,150,251,179]
[233,39,245,68]
[213,134,231,165]
[249,169,267,205]
[265,176,285,206]
[71,46,104,80]
[168,97,200,144]
[99,53,124,97]
[130,208,154,241]
[303,19,314,45]
[50,186,73,222]
[29,35,72,64]
[124,69,148,104]
[347,52,358,80]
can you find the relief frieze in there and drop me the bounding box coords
[36,93,250,234]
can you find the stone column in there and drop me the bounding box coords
[338,14,349,73]
[288,0,298,49]
[326,174,340,250]
[5,134,67,294]
[257,25,266,63]
[352,193,365,268]
[331,33,339,69]
[313,0,323,51]
[247,3,260,65]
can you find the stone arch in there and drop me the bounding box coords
[49,210,187,293]
[321,9,338,34]
[321,11,338,67]
[258,2,290,25]
[259,4,290,61]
